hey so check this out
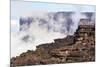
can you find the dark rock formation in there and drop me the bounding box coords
[10,25,95,67]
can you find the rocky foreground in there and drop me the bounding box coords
[10,25,95,67]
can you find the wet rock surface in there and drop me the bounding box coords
[10,25,95,67]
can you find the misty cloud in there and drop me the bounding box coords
[11,11,95,57]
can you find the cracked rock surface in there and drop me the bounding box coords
[10,25,95,67]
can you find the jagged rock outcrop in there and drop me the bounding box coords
[10,25,95,67]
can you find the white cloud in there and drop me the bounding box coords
[11,19,19,32]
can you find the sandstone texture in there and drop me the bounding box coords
[10,25,95,67]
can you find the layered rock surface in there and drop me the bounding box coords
[10,25,95,67]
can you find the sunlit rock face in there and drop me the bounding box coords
[10,24,95,67]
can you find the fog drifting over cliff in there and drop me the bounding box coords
[11,11,95,57]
